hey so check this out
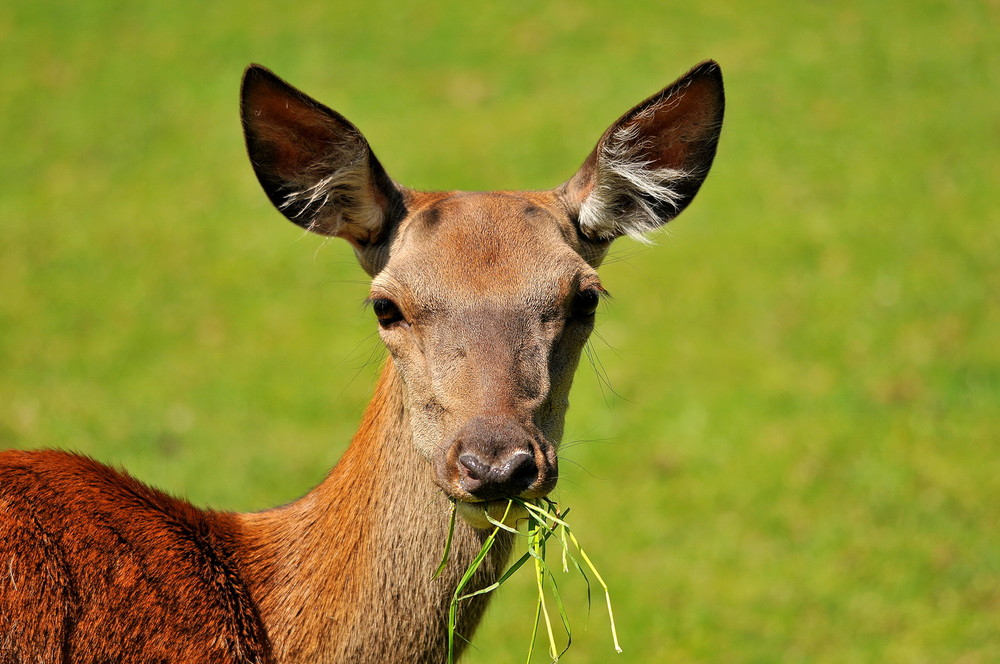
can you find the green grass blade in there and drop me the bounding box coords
[484,505,521,534]
[567,529,622,653]
[447,501,515,663]
[517,498,574,530]
[443,498,618,661]
[525,593,542,664]
[524,518,544,664]
[434,500,458,580]
[457,522,559,602]
[533,531,559,661]
[543,562,573,660]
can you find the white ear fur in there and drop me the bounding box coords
[275,137,387,241]
[240,65,401,248]
[577,122,697,243]
[566,61,725,244]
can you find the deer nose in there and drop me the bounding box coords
[458,451,538,501]
[442,415,553,502]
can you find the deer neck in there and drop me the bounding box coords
[238,360,513,664]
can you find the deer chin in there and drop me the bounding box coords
[454,498,530,530]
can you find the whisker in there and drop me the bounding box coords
[584,342,627,405]
[558,437,619,452]
[553,457,600,483]
[334,334,386,401]
[599,244,650,265]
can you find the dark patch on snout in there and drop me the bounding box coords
[437,415,557,503]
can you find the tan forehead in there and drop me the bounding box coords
[375,191,593,297]
[402,190,577,248]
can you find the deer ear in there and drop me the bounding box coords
[563,61,725,243]
[240,65,403,249]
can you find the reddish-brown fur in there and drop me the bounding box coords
[1,365,506,663]
[0,451,269,662]
[1,61,723,663]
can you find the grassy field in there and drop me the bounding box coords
[2,1,997,662]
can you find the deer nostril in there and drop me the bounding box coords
[457,451,538,500]
[504,452,538,492]
[458,454,491,481]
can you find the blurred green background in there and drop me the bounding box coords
[1,1,997,662]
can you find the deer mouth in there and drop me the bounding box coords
[453,497,532,530]
[441,459,559,530]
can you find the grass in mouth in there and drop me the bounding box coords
[435,498,621,663]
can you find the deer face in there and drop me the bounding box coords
[370,191,600,509]
[240,62,724,525]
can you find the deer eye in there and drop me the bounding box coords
[371,298,404,327]
[571,288,601,319]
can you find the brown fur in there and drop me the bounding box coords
[237,364,509,663]
[0,364,507,663]
[1,61,723,663]
[0,451,268,663]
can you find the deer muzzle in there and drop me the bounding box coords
[437,415,557,504]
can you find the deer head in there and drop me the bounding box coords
[240,62,724,527]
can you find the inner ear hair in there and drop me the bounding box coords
[240,64,402,247]
[567,61,725,243]
[578,121,700,243]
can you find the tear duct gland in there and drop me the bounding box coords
[0,61,723,663]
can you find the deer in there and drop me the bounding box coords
[0,60,724,663]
